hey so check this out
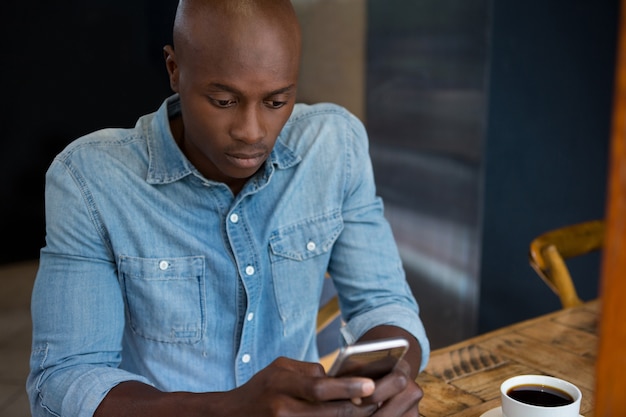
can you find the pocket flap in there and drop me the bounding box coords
[119,255,204,280]
[269,212,343,261]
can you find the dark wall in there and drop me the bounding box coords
[2,1,619,340]
[1,1,178,264]
[366,0,490,348]
[479,0,618,331]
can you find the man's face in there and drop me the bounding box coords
[164,15,300,192]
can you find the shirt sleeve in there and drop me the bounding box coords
[27,158,152,417]
[327,112,431,372]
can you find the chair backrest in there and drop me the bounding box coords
[317,295,340,332]
[528,220,605,309]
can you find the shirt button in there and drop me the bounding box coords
[229,213,239,223]
[242,354,251,363]
[245,265,255,276]
[247,312,254,321]
[159,261,169,270]
[306,241,316,251]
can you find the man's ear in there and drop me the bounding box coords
[163,45,180,93]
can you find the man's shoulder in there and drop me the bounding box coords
[282,102,366,144]
[55,121,148,166]
[288,102,360,126]
[275,103,368,162]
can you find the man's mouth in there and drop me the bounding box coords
[225,152,267,169]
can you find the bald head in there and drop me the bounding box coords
[171,0,301,66]
[175,0,295,21]
[163,0,302,104]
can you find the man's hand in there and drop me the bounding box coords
[353,325,425,417]
[360,359,424,417]
[225,356,423,417]
[217,357,380,416]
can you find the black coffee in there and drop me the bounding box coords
[507,384,574,407]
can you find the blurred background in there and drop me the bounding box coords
[0,0,619,413]
[2,0,617,340]
[299,0,617,346]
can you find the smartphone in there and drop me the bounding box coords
[327,337,409,379]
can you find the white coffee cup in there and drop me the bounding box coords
[500,375,582,417]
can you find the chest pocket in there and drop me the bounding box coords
[119,255,205,344]
[269,212,343,326]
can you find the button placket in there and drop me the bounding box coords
[226,201,261,383]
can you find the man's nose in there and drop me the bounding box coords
[230,104,266,144]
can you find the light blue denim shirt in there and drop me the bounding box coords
[27,95,430,417]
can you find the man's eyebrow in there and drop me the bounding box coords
[209,83,239,94]
[267,84,297,96]
[209,83,296,96]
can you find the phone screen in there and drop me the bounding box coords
[327,337,409,379]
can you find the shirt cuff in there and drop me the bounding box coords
[38,367,153,417]
[340,304,430,372]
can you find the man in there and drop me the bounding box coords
[27,0,430,416]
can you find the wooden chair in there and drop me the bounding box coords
[528,220,605,309]
[317,295,340,335]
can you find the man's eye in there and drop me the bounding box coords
[210,98,237,108]
[265,100,287,109]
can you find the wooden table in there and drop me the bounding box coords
[416,299,599,417]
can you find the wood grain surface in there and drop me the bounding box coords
[417,300,599,417]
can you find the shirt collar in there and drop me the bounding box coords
[146,95,301,185]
